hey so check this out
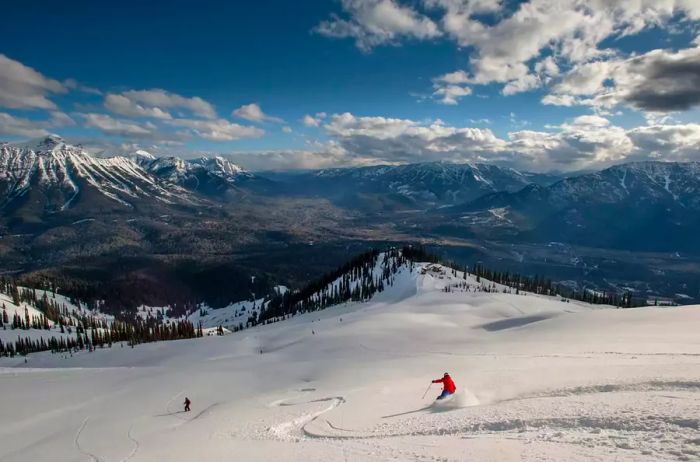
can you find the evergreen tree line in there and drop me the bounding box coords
[0,318,203,358]
[0,277,112,329]
[0,276,204,357]
[258,248,414,325]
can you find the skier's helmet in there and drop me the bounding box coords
[444,372,449,377]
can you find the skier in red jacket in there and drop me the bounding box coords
[432,372,456,400]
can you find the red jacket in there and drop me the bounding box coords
[432,375,456,393]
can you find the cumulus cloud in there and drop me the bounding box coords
[167,118,264,141]
[110,89,217,119]
[0,113,50,138]
[260,111,700,172]
[302,114,325,127]
[0,111,75,138]
[324,112,508,164]
[509,115,635,170]
[620,46,700,112]
[431,70,473,104]
[544,45,700,112]
[232,103,284,123]
[0,54,67,110]
[627,123,700,161]
[224,144,355,171]
[316,1,700,107]
[48,111,77,128]
[105,93,173,119]
[81,113,158,137]
[314,0,441,51]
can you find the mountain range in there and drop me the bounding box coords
[268,162,561,211]
[0,136,193,219]
[2,135,699,305]
[441,161,700,252]
[0,135,565,222]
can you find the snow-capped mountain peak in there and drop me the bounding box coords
[190,156,246,177]
[6,134,68,153]
[0,137,191,212]
[134,154,255,195]
[131,149,156,162]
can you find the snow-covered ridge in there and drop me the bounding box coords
[307,162,544,207]
[0,136,191,210]
[133,151,253,193]
[154,251,576,335]
[315,161,527,185]
[549,161,700,207]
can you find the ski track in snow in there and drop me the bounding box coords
[506,379,700,402]
[284,381,700,460]
[268,396,346,442]
[184,402,221,424]
[163,390,186,420]
[119,421,140,462]
[74,417,100,462]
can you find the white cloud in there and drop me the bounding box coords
[314,0,441,51]
[316,1,700,106]
[0,113,49,138]
[541,94,577,106]
[232,103,284,123]
[432,82,472,104]
[627,123,700,161]
[0,54,66,110]
[105,93,173,119]
[302,114,323,127]
[116,89,217,119]
[168,118,264,141]
[324,112,508,164]
[81,113,157,137]
[48,111,76,128]
[225,144,354,171]
[0,111,75,138]
[434,70,470,85]
[431,71,472,103]
[544,44,700,112]
[282,126,293,133]
[63,78,102,95]
[284,111,700,172]
[502,74,540,96]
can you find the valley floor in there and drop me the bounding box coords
[1,267,699,461]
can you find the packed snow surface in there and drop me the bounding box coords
[1,263,699,461]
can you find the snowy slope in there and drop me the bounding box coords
[136,296,267,331]
[0,288,112,344]
[1,261,699,461]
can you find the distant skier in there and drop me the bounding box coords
[184,397,191,412]
[432,372,456,400]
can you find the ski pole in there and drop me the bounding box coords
[421,383,432,399]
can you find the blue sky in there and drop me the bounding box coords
[1,1,700,171]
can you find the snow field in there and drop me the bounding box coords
[1,262,699,461]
